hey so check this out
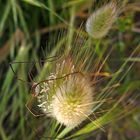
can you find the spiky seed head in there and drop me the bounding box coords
[86,2,118,39]
[51,74,93,127]
[36,60,94,127]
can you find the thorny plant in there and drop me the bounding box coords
[9,0,140,139]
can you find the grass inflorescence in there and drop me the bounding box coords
[0,0,140,140]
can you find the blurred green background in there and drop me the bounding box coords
[0,0,140,140]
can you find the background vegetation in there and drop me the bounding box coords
[0,0,140,139]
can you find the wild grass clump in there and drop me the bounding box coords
[0,0,140,140]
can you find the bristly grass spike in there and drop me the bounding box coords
[86,1,119,39]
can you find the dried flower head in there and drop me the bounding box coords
[86,2,118,39]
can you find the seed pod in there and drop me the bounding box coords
[86,2,118,39]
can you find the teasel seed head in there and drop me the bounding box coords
[86,2,118,39]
